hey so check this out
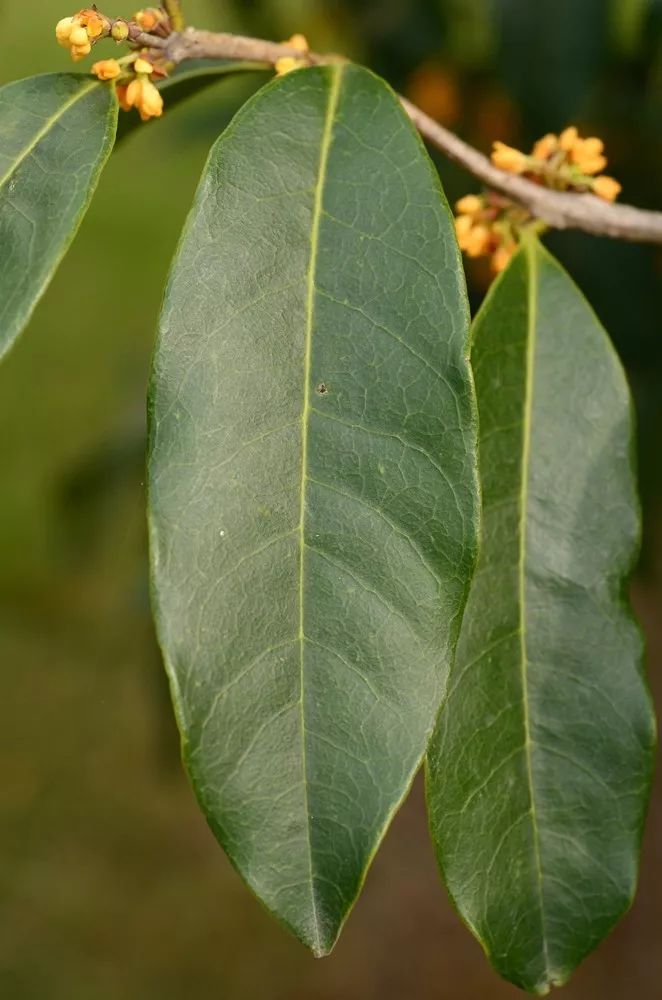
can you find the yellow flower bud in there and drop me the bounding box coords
[455,215,474,249]
[125,76,164,121]
[71,41,92,61]
[275,34,310,75]
[288,34,310,53]
[134,57,154,75]
[116,84,132,112]
[465,224,492,258]
[559,126,579,152]
[112,20,130,42]
[573,153,608,176]
[275,56,306,77]
[582,137,604,157]
[492,245,515,273]
[138,80,164,121]
[135,8,163,31]
[491,141,528,174]
[593,175,622,202]
[532,133,558,160]
[455,194,483,216]
[92,59,122,81]
[570,138,608,175]
[55,17,74,46]
[81,11,106,39]
[69,25,89,46]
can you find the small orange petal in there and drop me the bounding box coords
[455,195,483,216]
[491,141,528,174]
[92,59,122,81]
[559,126,579,152]
[532,133,558,160]
[134,57,154,75]
[593,176,622,202]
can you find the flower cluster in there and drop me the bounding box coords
[55,9,169,122]
[454,194,525,274]
[491,126,622,202]
[275,34,311,76]
[55,5,171,58]
[455,126,623,273]
[88,54,164,120]
[116,57,164,121]
[56,9,109,61]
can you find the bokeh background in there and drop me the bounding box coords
[1,1,661,997]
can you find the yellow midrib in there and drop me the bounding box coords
[298,63,344,953]
[519,237,551,979]
[0,80,98,191]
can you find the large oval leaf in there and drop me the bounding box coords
[0,74,118,359]
[148,64,478,953]
[426,237,655,994]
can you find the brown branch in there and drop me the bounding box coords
[150,27,662,245]
[401,98,662,244]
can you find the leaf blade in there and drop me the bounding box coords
[426,237,655,994]
[148,64,478,952]
[0,74,118,358]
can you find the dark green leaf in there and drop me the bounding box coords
[115,60,269,143]
[426,237,655,995]
[148,64,478,953]
[0,74,117,359]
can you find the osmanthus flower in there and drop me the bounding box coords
[275,34,311,76]
[55,8,109,61]
[490,126,623,202]
[134,8,168,32]
[116,57,164,122]
[91,58,122,81]
[54,8,171,123]
[454,126,624,274]
[454,193,520,274]
[491,142,529,174]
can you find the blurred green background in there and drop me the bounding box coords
[1,1,661,997]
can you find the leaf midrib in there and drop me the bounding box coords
[298,62,344,953]
[0,79,98,191]
[519,238,550,981]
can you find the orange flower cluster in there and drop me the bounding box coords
[455,126,623,274]
[490,126,622,202]
[55,7,170,65]
[55,9,108,61]
[55,9,167,123]
[454,194,521,274]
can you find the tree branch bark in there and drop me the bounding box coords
[148,27,662,245]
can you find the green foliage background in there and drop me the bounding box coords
[0,1,660,997]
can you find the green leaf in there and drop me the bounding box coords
[115,60,269,143]
[426,237,655,995]
[0,74,117,359]
[148,64,478,953]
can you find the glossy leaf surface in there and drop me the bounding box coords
[115,60,269,143]
[427,238,655,994]
[0,74,117,358]
[149,65,478,953]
